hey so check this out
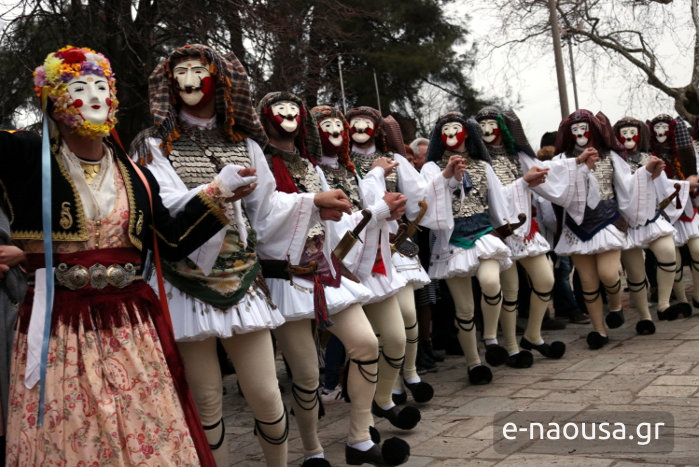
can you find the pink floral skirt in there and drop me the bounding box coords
[6,251,201,466]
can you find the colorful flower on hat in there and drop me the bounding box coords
[33,45,118,139]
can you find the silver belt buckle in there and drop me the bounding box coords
[56,262,136,289]
[106,263,136,288]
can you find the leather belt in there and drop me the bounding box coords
[55,262,141,290]
[259,259,318,281]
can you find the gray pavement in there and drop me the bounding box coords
[221,297,699,466]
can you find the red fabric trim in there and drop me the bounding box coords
[271,155,300,194]
[525,219,539,242]
[679,206,698,222]
[372,249,387,275]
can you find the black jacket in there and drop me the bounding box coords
[0,130,227,262]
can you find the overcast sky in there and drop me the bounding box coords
[465,1,690,150]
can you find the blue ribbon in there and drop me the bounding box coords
[38,106,55,427]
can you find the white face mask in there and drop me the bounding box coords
[479,119,499,143]
[654,122,669,143]
[271,100,301,133]
[173,59,211,106]
[320,117,344,147]
[441,121,465,149]
[66,75,111,125]
[350,117,375,144]
[619,126,639,150]
[571,122,589,147]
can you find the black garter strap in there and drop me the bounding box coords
[532,286,553,302]
[455,315,475,332]
[203,417,226,451]
[602,279,621,295]
[483,289,502,306]
[691,256,699,272]
[626,277,648,293]
[674,264,685,282]
[582,286,601,303]
[291,383,320,411]
[351,357,379,384]
[380,350,405,370]
[657,260,676,273]
[254,410,289,445]
[502,298,518,313]
[405,321,419,344]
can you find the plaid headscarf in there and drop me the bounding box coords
[310,105,355,173]
[134,44,267,164]
[475,106,536,159]
[555,109,623,156]
[427,112,491,164]
[613,116,651,153]
[648,114,697,178]
[346,106,387,153]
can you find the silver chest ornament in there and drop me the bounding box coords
[590,154,616,201]
[353,151,398,192]
[439,152,489,218]
[488,146,521,186]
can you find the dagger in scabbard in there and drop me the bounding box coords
[490,213,527,240]
[333,209,373,261]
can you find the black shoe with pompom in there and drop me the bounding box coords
[484,343,508,366]
[520,337,566,359]
[371,400,421,430]
[404,380,434,403]
[635,319,655,335]
[346,437,410,466]
[467,364,492,385]
[505,350,534,368]
[586,331,609,350]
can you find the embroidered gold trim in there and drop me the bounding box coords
[198,191,229,226]
[10,148,90,241]
[154,228,178,248]
[117,158,143,251]
[56,148,88,238]
[136,210,144,235]
[59,201,73,229]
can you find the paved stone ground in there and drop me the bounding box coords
[221,291,699,466]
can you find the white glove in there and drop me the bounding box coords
[215,164,257,195]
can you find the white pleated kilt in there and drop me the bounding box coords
[626,217,675,249]
[265,275,372,323]
[673,215,699,246]
[428,234,513,280]
[361,268,409,305]
[151,277,286,341]
[504,231,551,261]
[554,223,629,256]
[391,252,431,289]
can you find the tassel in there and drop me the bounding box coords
[313,275,333,328]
